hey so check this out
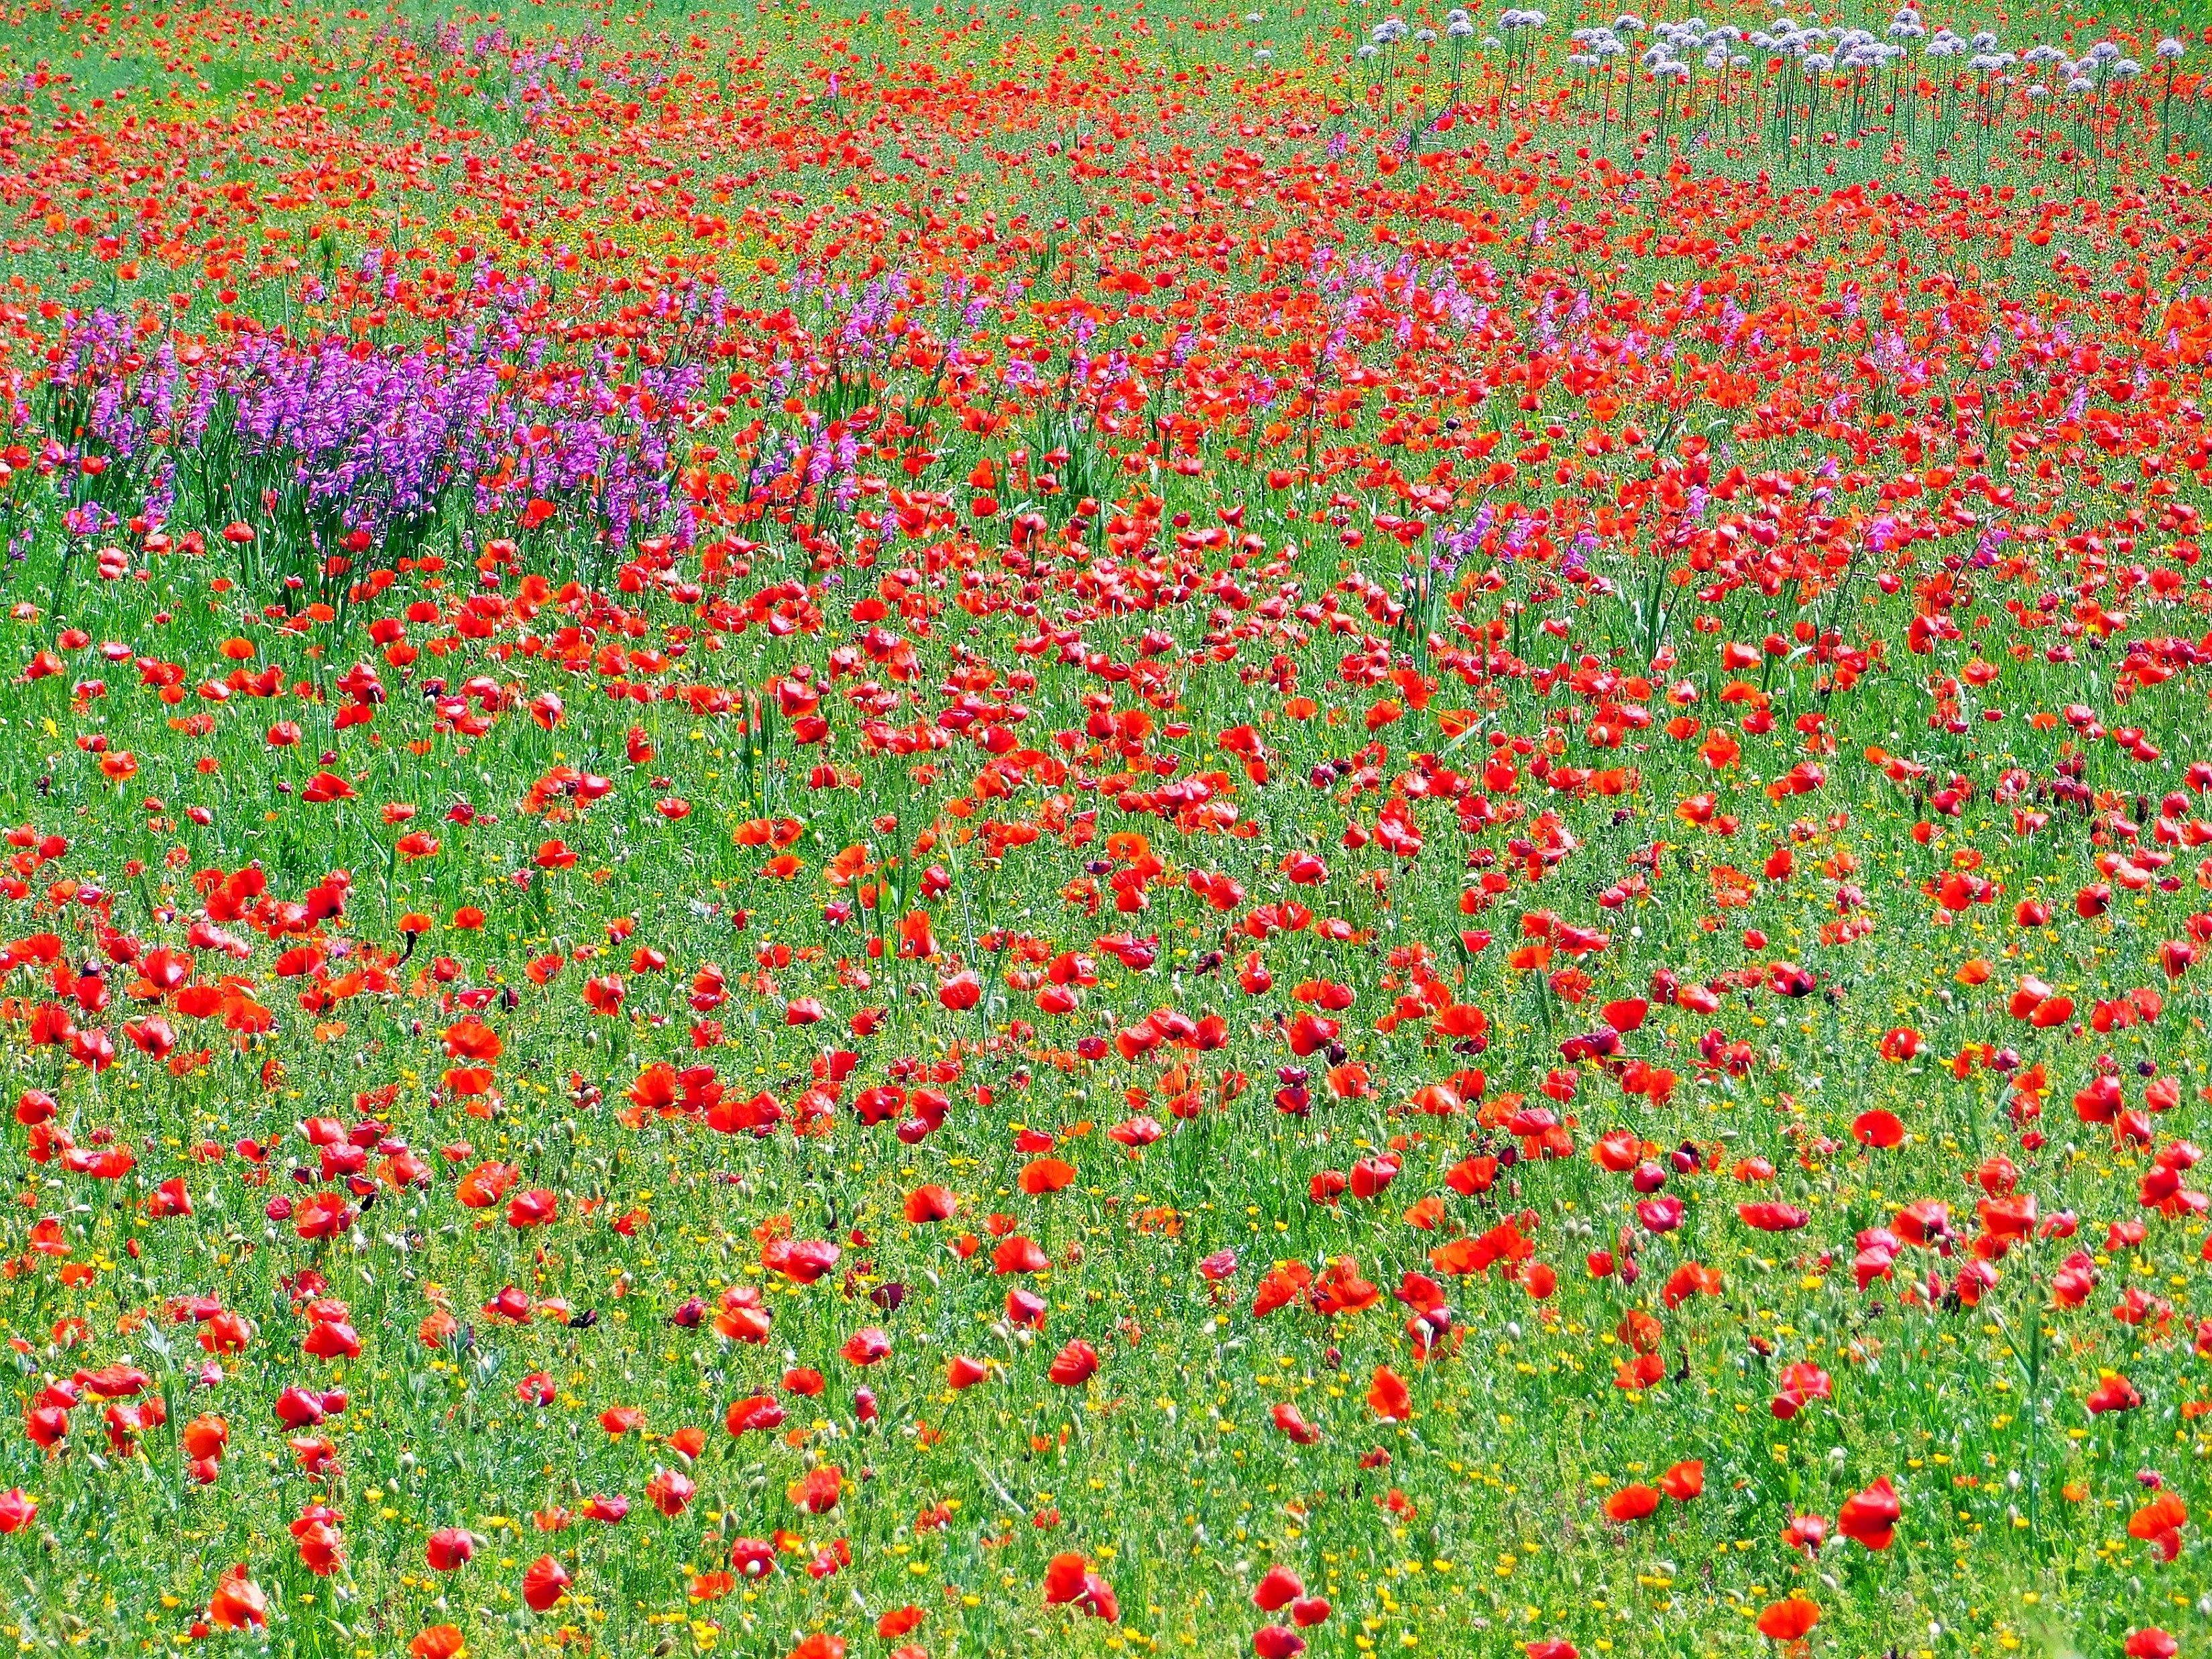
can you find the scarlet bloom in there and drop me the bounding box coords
[1851,1109,1906,1149]
[1660,1261,1722,1308]
[1020,1156,1077,1194]
[1271,1401,1322,1444]
[1042,1552,1119,1621]
[426,1528,476,1571]
[1048,1338,1100,1386]
[839,1326,891,1366]
[726,1395,785,1436]
[506,1188,558,1228]
[207,1566,268,1631]
[904,1184,957,1222]
[788,1638,847,1659]
[2128,1491,2189,1560]
[455,1161,519,1208]
[1659,1460,1704,1502]
[522,1555,571,1612]
[788,1465,843,1514]
[2125,1632,2180,1659]
[1603,1484,1660,1523]
[1771,1362,1832,1420]
[408,1628,466,1659]
[1837,1476,1901,1549]
[1366,1365,1412,1421]
[1738,1202,1810,1233]
[1755,1599,1820,1641]
[646,1468,697,1515]
[2089,1374,2143,1415]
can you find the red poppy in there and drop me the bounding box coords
[1755,1599,1820,1642]
[1837,1477,1900,1550]
[1041,1552,1118,1621]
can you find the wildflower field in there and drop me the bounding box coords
[6,0,2212,1652]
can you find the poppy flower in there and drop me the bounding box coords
[1366,1365,1412,1421]
[0,1490,38,1534]
[1756,1599,1820,1641]
[207,1567,268,1632]
[1603,1484,1660,1522]
[1771,1363,1832,1420]
[1271,1402,1322,1444]
[723,1392,785,1435]
[522,1556,570,1611]
[904,1184,957,1222]
[1048,1340,1100,1386]
[839,1326,891,1366]
[2089,1375,2144,1415]
[1739,1202,1810,1233]
[646,1468,696,1515]
[1041,1552,1118,1621]
[1851,1109,1906,1149]
[2128,1492,2189,1560]
[426,1528,476,1571]
[992,1235,1051,1275]
[1837,1477,1900,1549]
[1661,1262,1723,1308]
[506,1188,558,1228]
[1020,1156,1076,1194]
